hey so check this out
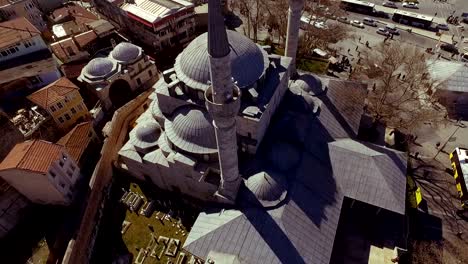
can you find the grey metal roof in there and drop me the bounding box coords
[207,0,229,58]
[164,106,218,154]
[111,42,141,63]
[84,57,115,78]
[173,30,269,91]
[427,60,468,93]
[328,139,407,215]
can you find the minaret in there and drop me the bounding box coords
[205,0,241,203]
[285,0,305,78]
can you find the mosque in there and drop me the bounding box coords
[118,0,409,263]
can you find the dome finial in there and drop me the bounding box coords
[208,0,229,58]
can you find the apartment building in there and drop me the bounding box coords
[94,0,196,51]
[27,77,89,130]
[0,140,80,205]
[0,0,46,31]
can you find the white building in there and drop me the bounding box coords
[0,140,80,205]
[94,0,197,51]
[0,0,46,31]
[78,42,158,110]
[0,17,61,101]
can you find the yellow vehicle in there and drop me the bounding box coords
[450,148,468,209]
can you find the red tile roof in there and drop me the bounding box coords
[0,17,41,49]
[74,30,98,48]
[50,38,78,62]
[27,77,78,109]
[51,3,98,25]
[60,61,88,79]
[57,122,93,162]
[0,140,64,174]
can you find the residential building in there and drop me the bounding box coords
[78,42,158,110]
[0,0,46,31]
[35,0,64,12]
[27,77,90,130]
[0,18,61,109]
[94,0,196,51]
[57,121,100,166]
[0,140,80,205]
[49,2,99,40]
[0,179,29,238]
[51,30,98,63]
[427,60,468,118]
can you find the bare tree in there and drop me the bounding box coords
[352,42,447,135]
[237,0,266,42]
[297,22,348,57]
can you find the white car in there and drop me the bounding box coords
[376,27,390,36]
[383,2,398,8]
[402,2,418,9]
[351,20,365,28]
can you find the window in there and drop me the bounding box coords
[58,117,64,123]
[57,102,63,109]
[77,104,83,111]
[136,78,142,86]
[50,105,56,112]
[0,51,7,56]
[70,164,76,171]
[59,161,64,167]
[24,41,30,48]
[59,181,65,188]
[70,107,76,114]
[50,171,56,178]
[64,113,71,120]
[67,170,73,178]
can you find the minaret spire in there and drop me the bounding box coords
[285,0,305,78]
[206,0,241,203]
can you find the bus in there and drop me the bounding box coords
[340,0,375,14]
[450,147,468,209]
[392,10,433,29]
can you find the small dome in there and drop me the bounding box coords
[246,171,288,203]
[295,74,324,95]
[111,42,140,62]
[174,30,269,91]
[164,106,217,154]
[84,58,114,77]
[136,122,161,143]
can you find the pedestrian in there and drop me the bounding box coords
[397,73,401,79]
[435,12,437,16]
[402,74,405,80]
[359,36,361,42]
[347,48,350,53]
[355,45,358,51]
[365,41,369,47]
[390,34,394,40]
[357,58,361,64]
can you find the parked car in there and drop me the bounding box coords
[363,17,377,27]
[385,24,400,35]
[377,27,390,36]
[383,2,398,8]
[440,43,459,54]
[351,20,365,28]
[437,23,449,31]
[402,2,418,9]
[338,16,350,24]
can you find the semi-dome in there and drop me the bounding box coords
[111,42,141,62]
[294,74,324,95]
[135,122,161,143]
[84,58,114,78]
[164,106,217,154]
[174,30,269,91]
[245,171,288,203]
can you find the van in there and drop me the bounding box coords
[385,24,400,35]
[363,17,377,27]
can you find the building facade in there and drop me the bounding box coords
[94,0,196,51]
[78,42,158,110]
[27,77,90,130]
[0,0,46,31]
[0,140,80,205]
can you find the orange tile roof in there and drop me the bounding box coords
[74,30,97,48]
[0,140,64,174]
[51,3,98,25]
[0,17,41,49]
[50,38,79,62]
[57,122,93,162]
[27,77,78,109]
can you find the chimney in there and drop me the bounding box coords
[205,0,241,203]
[285,0,304,78]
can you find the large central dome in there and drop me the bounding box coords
[174,30,269,91]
